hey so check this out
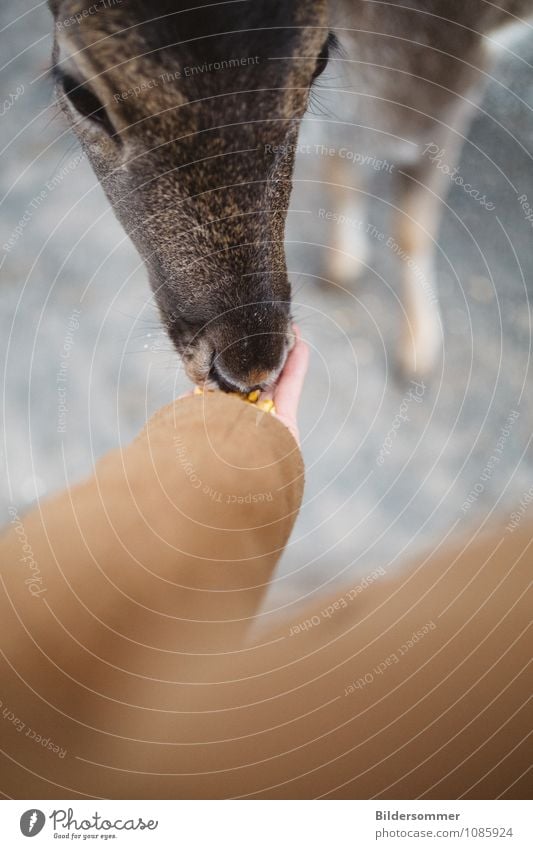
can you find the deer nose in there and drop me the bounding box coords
[206,304,291,392]
[209,357,276,394]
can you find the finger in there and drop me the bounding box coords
[273,326,309,441]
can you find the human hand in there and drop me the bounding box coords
[270,324,309,444]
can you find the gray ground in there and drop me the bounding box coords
[1,3,532,614]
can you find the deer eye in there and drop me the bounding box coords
[59,72,117,137]
[313,32,338,81]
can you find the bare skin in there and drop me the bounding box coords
[270,326,309,443]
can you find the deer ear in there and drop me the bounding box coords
[47,0,63,15]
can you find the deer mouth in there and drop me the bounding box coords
[208,354,286,395]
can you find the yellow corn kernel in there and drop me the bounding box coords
[256,399,275,414]
[194,386,274,412]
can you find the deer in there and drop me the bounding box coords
[47,0,531,391]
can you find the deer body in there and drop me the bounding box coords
[318,0,531,374]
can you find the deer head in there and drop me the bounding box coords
[48,0,330,391]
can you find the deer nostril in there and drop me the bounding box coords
[209,358,245,393]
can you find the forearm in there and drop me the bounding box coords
[2,393,529,800]
[0,393,304,796]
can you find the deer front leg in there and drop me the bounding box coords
[393,87,484,377]
[322,152,369,286]
[393,165,444,377]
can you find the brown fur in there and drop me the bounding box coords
[48,0,329,390]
